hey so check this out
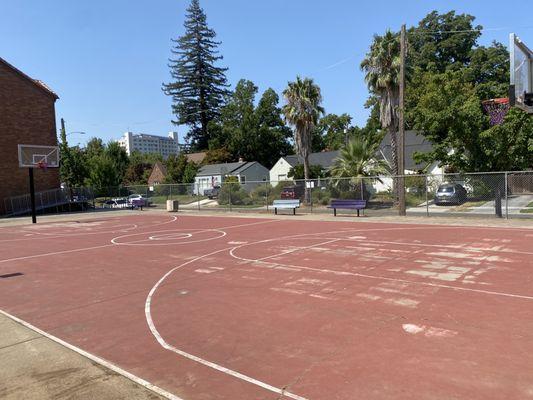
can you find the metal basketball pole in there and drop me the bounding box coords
[29,167,37,223]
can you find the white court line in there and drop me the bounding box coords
[144,224,459,399]
[111,229,227,246]
[145,247,308,400]
[230,245,533,302]
[0,244,116,264]
[0,309,183,400]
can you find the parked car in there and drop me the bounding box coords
[434,183,467,205]
[204,186,221,199]
[127,194,152,206]
[103,198,128,208]
[280,185,304,200]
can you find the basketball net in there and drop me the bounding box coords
[482,98,510,126]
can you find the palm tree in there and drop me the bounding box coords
[282,76,324,203]
[360,31,401,178]
[329,135,390,198]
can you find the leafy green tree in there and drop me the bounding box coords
[209,81,291,168]
[162,0,230,149]
[408,11,481,73]
[182,161,200,184]
[164,153,189,183]
[59,120,87,188]
[254,88,292,168]
[203,147,233,164]
[86,154,120,191]
[479,108,533,171]
[360,30,401,176]
[407,70,487,171]
[282,76,325,203]
[317,113,353,150]
[288,164,327,180]
[329,135,390,179]
[105,141,129,184]
[329,135,390,199]
[85,137,104,160]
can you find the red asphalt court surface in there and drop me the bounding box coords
[1,214,533,400]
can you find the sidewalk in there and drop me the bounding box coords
[0,312,167,400]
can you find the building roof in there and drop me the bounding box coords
[152,161,167,175]
[186,152,206,164]
[197,161,260,176]
[0,57,59,99]
[378,130,434,171]
[283,150,340,168]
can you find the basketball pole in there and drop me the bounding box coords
[29,167,37,223]
[398,24,406,216]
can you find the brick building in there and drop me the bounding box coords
[0,57,60,214]
[147,162,167,186]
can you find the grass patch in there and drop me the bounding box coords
[520,208,533,214]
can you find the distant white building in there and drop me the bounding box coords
[118,131,181,158]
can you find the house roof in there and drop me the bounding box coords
[378,130,434,171]
[197,161,259,176]
[283,150,340,168]
[186,152,206,164]
[0,57,59,99]
[152,161,167,175]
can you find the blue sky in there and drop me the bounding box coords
[1,0,532,146]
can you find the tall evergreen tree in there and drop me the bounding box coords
[163,0,230,150]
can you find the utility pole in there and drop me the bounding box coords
[398,24,406,216]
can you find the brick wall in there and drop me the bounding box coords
[147,162,167,185]
[0,61,59,214]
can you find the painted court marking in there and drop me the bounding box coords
[0,309,182,400]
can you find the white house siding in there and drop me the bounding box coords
[269,157,293,186]
[195,174,222,195]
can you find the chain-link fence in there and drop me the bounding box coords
[4,171,533,219]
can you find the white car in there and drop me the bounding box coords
[127,194,152,206]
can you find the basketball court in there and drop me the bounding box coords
[1,213,533,399]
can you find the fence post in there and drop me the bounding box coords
[169,184,172,201]
[197,183,201,211]
[425,175,429,217]
[229,183,232,212]
[505,172,508,219]
[265,181,269,212]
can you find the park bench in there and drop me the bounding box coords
[328,199,367,217]
[272,199,300,215]
[130,198,145,211]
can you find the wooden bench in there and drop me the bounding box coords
[272,199,300,215]
[327,199,366,217]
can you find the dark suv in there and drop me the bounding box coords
[435,183,467,205]
[280,185,304,199]
[204,186,221,199]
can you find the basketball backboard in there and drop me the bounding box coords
[510,33,533,113]
[18,144,59,168]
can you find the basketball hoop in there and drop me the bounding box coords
[36,161,48,171]
[482,98,510,126]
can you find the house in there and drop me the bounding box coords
[0,57,60,215]
[147,162,167,186]
[269,150,340,185]
[373,130,442,193]
[186,152,206,164]
[195,161,269,195]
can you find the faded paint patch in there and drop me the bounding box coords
[194,269,215,274]
[357,293,380,301]
[385,298,420,308]
[403,323,458,338]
